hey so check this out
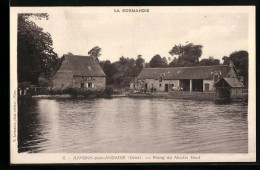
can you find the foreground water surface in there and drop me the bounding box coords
[18,98,248,153]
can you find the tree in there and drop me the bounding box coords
[112,57,134,87]
[144,62,150,68]
[88,46,101,60]
[99,55,145,88]
[99,60,116,85]
[222,51,248,87]
[18,13,58,84]
[199,56,220,66]
[162,57,168,65]
[169,57,178,67]
[67,52,73,55]
[135,55,145,68]
[169,43,203,67]
[149,54,168,68]
[119,56,128,65]
[134,55,145,76]
[99,56,139,87]
[222,56,229,65]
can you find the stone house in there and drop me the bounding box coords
[52,54,106,90]
[132,62,242,93]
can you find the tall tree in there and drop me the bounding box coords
[112,57,134,87]
[99,60,116,85]
[169,43,203,67]
[134,55,145,76]
[149,54,168,68]
[222,55,229,65]
[18,13,58,84]
[169,57,178,67]
[88,46,101,60]
[135,55,145,68]
[100,55,146,88]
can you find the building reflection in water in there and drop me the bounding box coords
[37,99,60,152]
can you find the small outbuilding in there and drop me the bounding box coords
[214,77,244,99]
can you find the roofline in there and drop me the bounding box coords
[73,75,106,77]
[142,65,229,69]
[58,54,106,77]
[137,77,213,80]
[231,65,239,77]
[63,54,90,57]
[215,77,244,88]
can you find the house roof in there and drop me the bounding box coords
[222,77,244,88]
[58,54,106,77]
[137,65,231,80]
[18,82,32,88]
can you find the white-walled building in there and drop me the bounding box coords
[132,63,241,93]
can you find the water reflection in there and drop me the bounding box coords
[18,98,248,153]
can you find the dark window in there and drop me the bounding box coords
[62,84,64,88]
[172,84,174,87]
[214,75,219,83]
[165,84,169,92]
[88,82,92,88]
[159,76,163,82]
[81,83,84,88]
[159,84,162,87]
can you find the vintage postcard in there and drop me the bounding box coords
[10,6,256,164]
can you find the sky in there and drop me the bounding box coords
[32,7,248,63]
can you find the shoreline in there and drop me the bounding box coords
[20,94,112,100]
[19,91,247,103]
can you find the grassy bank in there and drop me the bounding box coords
[23,87,114,99]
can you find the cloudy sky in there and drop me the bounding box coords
[32,7,248,63]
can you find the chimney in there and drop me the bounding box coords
[229,60,234,68]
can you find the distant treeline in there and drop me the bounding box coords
[99,47,248,88]
[17,13,248,88]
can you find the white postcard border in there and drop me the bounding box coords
[10,6,256,164]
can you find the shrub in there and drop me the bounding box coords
[105,86,114,96]
[62,88,79,96]
[49,89,63,95]
[30,87,114,98]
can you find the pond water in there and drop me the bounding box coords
[18,98,248,153]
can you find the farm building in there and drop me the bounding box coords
[132,62,243,93]
[52,54,106,90]
[18,82,33,96]
[214,77,244,99]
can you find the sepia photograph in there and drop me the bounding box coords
[10,6,256,163]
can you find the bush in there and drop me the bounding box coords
[30,87,113,98]
[62,88,79,96]
[27,87,50,95]
[105,86,114,96]
[49,89,63,95]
